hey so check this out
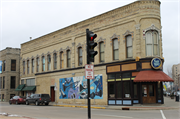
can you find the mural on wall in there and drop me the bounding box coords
[59,74,103,99]
[0,61,2,73]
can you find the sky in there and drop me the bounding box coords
[0,0,180,75]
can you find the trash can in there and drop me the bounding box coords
[176,95,179,102]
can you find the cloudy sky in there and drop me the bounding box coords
[0,0,179,74]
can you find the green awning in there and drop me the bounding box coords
[22,86,36,91]
[15,84,26,91]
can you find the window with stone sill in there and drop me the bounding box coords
[32,59,34,73]
[42,56,45,71]
[53,53,57,70]
[145,30,159,57]
[36,57,39,72]
[23,61,25,74]
[113,38,119,60]
[78,47,82,66]
[126,35,133,58]
[60,52,64,69]
[27,60,29,74]
[67,50,71,68]
[47,55,51,71]
[99,42,104,62]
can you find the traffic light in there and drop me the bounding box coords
[86,29,98,63]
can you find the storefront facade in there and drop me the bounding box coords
[19,0,174,106]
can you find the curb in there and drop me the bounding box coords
[52,105,179,110]
[54,105,106,109]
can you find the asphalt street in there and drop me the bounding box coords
[0,102,180,119]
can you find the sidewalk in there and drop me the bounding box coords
[50,96,180,110]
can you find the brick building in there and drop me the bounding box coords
[0,47,21,102]
[19,0,173,106]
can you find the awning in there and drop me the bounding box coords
[22,86,36,91]
[134,70,174,82]
[15,84,26,91]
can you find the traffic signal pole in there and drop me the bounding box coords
[86,29,98,119]
[86,29,91,119]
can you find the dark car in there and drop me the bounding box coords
[9,96,26,105]
[26,94,51,106]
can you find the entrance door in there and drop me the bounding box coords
[142,84,156,103]
[51,87,55,102]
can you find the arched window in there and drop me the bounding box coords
[145,31,159,56]
[126,35,133,58]
[36,57,39,72]
[113,38,119,60]
[78,47,82,66]
[32,59,34,73]
[42,56,45,71]
[60,52,64,69]
[53,53,57,70]
[27,60,29,74]
[67,50,71,68]
[99,42,104,62]
[47,55,51,70]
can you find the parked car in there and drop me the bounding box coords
[9,96,26,105]
[26,94,51,106]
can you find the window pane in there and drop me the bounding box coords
[79,48,82,66]
[117,82,122,98]
[146,32,152,44]
[127,47,133,58]
[11,76,16,89]
[108,74,115,79]
[11,60,16,71]
[100,52,104,62]
[109,83,115,98]
[154,44,158,55]
[126,36,132,47]
[113,39,118,49]
[153,33,158,44]
[147,44,152,56]
[0,77,2,89]
[114,50,119,60]
[158,82,161,99]
[123,81,131,98]
[100,42,104,51]
[3,77,5,89]
[79,48,82,57]
[134,84,138,98]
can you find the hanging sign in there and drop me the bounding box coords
[85,64,94,79]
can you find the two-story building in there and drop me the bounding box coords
[20,0,173,106]
[0,47,21,102]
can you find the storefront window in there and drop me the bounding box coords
[134,84,138,98]
[123,81,131,98]
[109,83,115,98]
[108,74,115,79]
[117,82,122,98]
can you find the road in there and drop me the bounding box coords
[0,102,179,119]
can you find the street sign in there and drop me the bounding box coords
[85,64,94,79]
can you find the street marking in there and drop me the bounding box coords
[94,114,133,118]
[160,110,166,119]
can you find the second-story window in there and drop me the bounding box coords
[126,35,133,58]
[145,30,159,56]
[47,55,51,71]
[36,57,39,72]
[27,60,29,74]
[3,60,5,71]
[113,38,119,60]
[54,53,57,70]
[11,60,16,71]
[78,47,82,66]
[3,76,5,89]
[32,59,34,73]
[67,50,71,68]
[0,77,2,89]
[21,79,24,84]
[42,56,45,71]
[23,61,25,74]
[60,52,64,69]
[99,42,104,62]
[10,76,16,89]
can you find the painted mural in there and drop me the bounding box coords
[59,74,103,99]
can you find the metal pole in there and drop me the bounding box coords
[86,29,91,119]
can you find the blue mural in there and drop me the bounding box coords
[59,75,103,99]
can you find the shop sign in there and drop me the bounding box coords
[151,57,162,69]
